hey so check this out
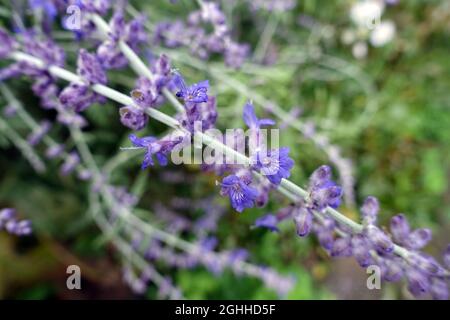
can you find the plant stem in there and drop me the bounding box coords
[0,115,46,172]
[253,12,280,63]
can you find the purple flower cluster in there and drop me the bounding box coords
[120,54,173,130]
[0,30,65,109]
[154,2,249,68]
[97,11,148,69]
[253,165,449,299]
[128,133,184,169]
[216,103,294,212]
[59,49,106,112]
[0,208,32,236]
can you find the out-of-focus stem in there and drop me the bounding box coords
[0,115,46,172]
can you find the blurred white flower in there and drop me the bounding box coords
[370,20,396,47]
[352,41,368,59]
[341,29,356,45]
[350,0,385,29]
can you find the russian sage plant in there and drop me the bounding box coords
[0,0,448,300]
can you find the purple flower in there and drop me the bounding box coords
[253,147,294,185]
[293,205,313,237]
[57,111,88,128]
[220,174,258,213]
[307,166,343,211]
[330,236,352,257]
[0,208,15,226]
[23,34,65,67]
[129,134,183,169]
[308,165,332,189]
[131,89,154,108]
[77,49,107,85]
[444,244,450,269]
[365,225,394,253]
[351,234,373,267]
[309,181,343,211]
[243,101,275,130]
[45,144,64,159]
[27,120,51,146]
[361,196,379,225]
[224,42,250,69]
[0,208,32,236]
[430,278,449,300]
[406,268,430,297]
[79,0,111,15]
[390,214,433,250]
[59,83,104,112]
[0,28,16,58]
[254,214,279,232]
[390,214,410,244]
[200,2,226,25]
[409,253,442,276]
[406,228,432,250]
[97,40,128,69]
[60,152,80,175]
[29,0,57,20]
[173,72,209,104]
[119,105,148,131]
[178,95,218,132]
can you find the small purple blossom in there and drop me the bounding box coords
[174,72,209,105]
[365,225,394,253]
[243,101,275,130]
[79,0,111,15]
[361,196,379,225]
[59,83,104,112]
[119,105,149,131]
[253,147,294,185]
[293,205,313,237]
[77,49,107,85]
[330,236,352,257]
[0,28,16,58]
[309,179,343,211]
[129,134,183,169]
[220,174,258,213]
[0,208,32,236]
[60,152,80,175]
[45,144,64,159]
[254,214,279,232]
[27,120,51,146]
[351,234,373,267]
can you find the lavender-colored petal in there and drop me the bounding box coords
[366,226,394,253]
[430,278,449,300]
[406,228,432,250]
[361,196,379,225]
[330,236,352,257]
[254,214,279,232]
[406,269,430,297]
[351,234,373,267]
[293,206,313,237]
[390,214,410,244]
